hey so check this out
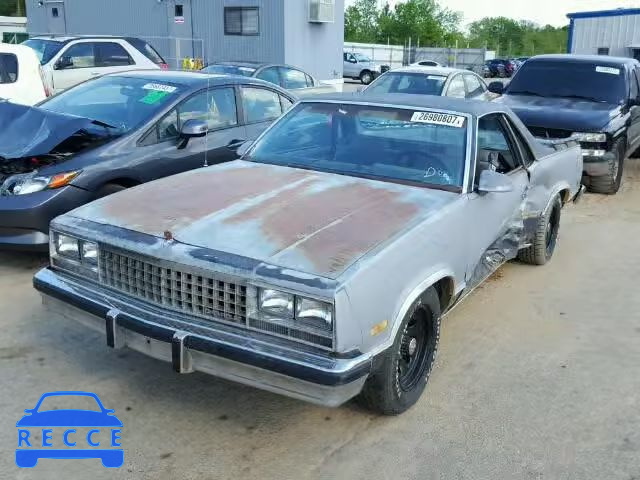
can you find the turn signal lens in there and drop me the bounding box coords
[48,171,81,189]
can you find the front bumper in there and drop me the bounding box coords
[582,148,614,177]
[0,185,92,250]
[33,268,371,407]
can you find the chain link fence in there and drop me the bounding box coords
[344,42,491,73]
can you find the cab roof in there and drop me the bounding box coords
[303,92,509,118]
[531,54,639,66]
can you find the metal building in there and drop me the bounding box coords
[567,8,640,60]
[25,0,344,82]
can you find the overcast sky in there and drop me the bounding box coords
[345,0,639,27]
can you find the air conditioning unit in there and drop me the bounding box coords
[309,0,335,23]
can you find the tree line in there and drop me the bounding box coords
[346,0,568,56]
[0,0,26,17]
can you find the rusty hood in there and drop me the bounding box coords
[70,161,458,279]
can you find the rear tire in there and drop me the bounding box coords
[518,194,562,266]
[358,287,441,415]
[587,138,625,194]
[360,70,374,85]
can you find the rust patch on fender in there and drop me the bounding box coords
[95,164,312,235]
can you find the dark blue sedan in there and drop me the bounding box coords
[0,70,295,250]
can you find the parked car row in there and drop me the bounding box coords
[3,49,635,416]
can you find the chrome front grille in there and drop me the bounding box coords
[99,249,247,324]
[98,248,334,350]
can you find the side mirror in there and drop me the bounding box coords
[477,169,514,194]
[177,119,207,149]
[236,140,254,157]
[54,57,73,70]
[180,119,208,138]
[488,81,504,95]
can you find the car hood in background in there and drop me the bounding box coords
[0,101,94,159]
[70,161,458,278]
[496,94,620,132]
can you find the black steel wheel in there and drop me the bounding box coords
[359,287,441,415]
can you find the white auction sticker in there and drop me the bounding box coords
[427,75,446,81]
[595,66,620,75]
[411,111,466,128]
[142,83,177,93]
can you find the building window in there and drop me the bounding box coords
[597,47,610,56]
[224,7,259,36]
[175,5,183,17]
[52,7,59,17]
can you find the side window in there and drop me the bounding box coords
[634,69,640,100]
[241,87,282,123]
[150,88,237,145]
[256,66,280,86]
[280,95,294,112]
[60,42,96,69]
[446,75,466,98]
[279,67,308,90]
[504,117,535,167]
[630,69,640,100]
[156,109,179,141]
[179,87,238,130]
[305,74,314,87]
[464,74,485,97]
[477,114,520,174]
[96,42,133,67]
[0,53,18,84]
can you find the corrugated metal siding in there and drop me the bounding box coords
[192,0,285,64]
[573,14,640,57]
[283,0,344,82]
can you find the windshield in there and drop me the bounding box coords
[40,76,184,134]
[22,38,64,65]
[201,64,256,77]
[247,103,468,190]
[37,395,102,412]
[354,53,372,63]
[366,72,447,96]
[507,60,627,104]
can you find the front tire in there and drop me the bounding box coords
[588,138,625,194]
[360,70,374,85]
[518,194,562,265]
[359,287,441,415]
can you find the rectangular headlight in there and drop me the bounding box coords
[259,288,294,318]
[55,234,80,260]
[81,241,99,269]
[573,132,607,143]
[296,297,333,332]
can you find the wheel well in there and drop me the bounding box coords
[104,177,141,189]
[360,69,372,76]
[432,277,455,312]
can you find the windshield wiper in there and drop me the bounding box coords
[91,119,118,130]
[508,90,545,97]
[551,94,606,103]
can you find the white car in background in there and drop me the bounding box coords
[0,43,49,106]
[22,36,168,94]
[410,60,443,67]
[364,66,491,101]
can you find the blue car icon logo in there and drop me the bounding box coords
[16,391,123,468]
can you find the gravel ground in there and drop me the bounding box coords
[1,157,639,479]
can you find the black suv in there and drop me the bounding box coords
[490,55,640,194]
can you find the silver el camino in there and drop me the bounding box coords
[34,94,584,415]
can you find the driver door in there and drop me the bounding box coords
[464,113,530,287]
